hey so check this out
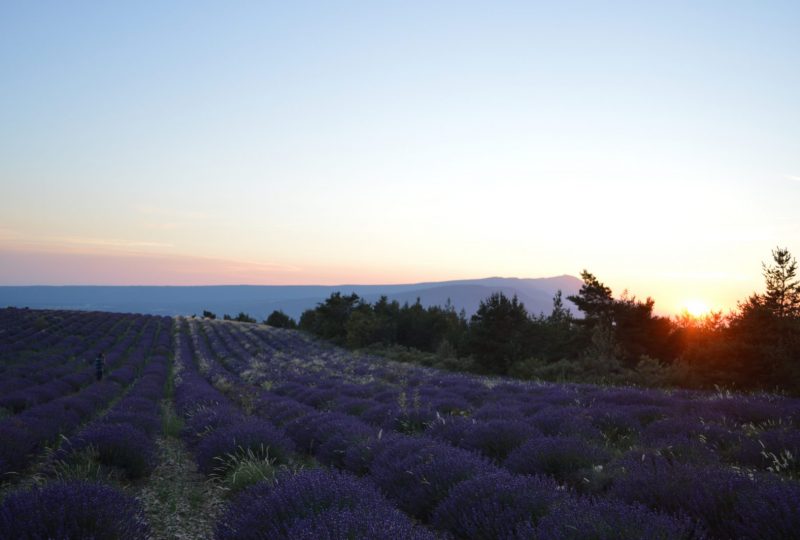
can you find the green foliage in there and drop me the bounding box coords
[299,292,362,345]
[264,310,297,329]
[526,291,584,362]
[300,293,467,352]
[360,343,476,372]
[211,446,283,494]
[568,272,677,366]
[299,248,800,394]
[345,306,383,348]
[49,447,117,483]
[568,271,614,324]
[509,357,585,383]
[468,292,531,374]
[233,312,256,323]
[628,356,679,387]
[202,310,217,320]
[162,406,184,438]
[762,247,800,319]
[696,247,800,393]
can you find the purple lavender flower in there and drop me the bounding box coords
[370,436,497,521]
[0,480,149,539]
[531,497,700,539]
[609,452,800,538]
[280,506,436,540]
[460,419,539,461]
[61,423,156,479]
[196,419,295,475]
[505,436,611,482]
[431,471,566,539]
[216,468,429,540]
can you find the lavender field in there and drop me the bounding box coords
[1,307,799,539]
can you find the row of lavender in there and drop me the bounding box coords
[194,318,800,539]
[170,318,436,538]
[0,311,172,539]
[0,309,135,412]
[0,312,168,478]
[177,319,682,539]
[2,310,798,538]
[212,319,800,479]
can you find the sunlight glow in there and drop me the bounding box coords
[683,300,711,318]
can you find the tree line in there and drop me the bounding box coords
[209,247,800,393]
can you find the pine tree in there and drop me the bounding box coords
[762,247,800,319]
[567,271,615,324]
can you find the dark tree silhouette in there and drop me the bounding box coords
[568,271,615,324]
[468,292,531,375]
[762,247,800,319]
[265,310,297,329]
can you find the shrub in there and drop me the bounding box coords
[284,412,373,464]
[529,406,600,438]
[505,436,611,483]
[460,419,538,461]
[431,472,566,539]
[370,436,496,521]
[531,497,699,539]
[265,310,297,329]
[390,407,437,434]
[212,446,282,493]
[280,506,436,540]
[0,424,35,477]
[734,428,800,477]
[315,425,376,469]
[216,468,429,540]
[254,396,314,426]
[60,423,156,479]
[731,476,800,539]
[102,409,160,436]
[609,453,800,538]
[196,420,295,475]
[589,407,642,445]
[0,481,149,539]
[426,415,474,446]
[19,403,82,443]
[181,406,244,447]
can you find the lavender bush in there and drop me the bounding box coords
[370,436,496,520]
[0,481,149,539]
[531,497,700,539]
[196,419,295,475]
[431,471,566,538]
[216,468,431,540]
[59,423,156,479]
[505,436,611,483]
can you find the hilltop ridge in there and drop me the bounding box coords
[0,275,582,321]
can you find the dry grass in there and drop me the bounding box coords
[137,422,226,539]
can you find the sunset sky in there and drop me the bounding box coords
[1,2,799,315]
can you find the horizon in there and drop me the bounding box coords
[2,2,799,317]
[0,272,749,318]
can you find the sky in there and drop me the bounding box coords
[1,1,799,315]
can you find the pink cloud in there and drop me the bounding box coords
[0,248,439,286]
[0,248,303,285]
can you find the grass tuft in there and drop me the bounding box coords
[211,445,287,494]
[161,405,184,438]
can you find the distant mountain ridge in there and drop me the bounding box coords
[0,275,583,321]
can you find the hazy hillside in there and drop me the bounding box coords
[0,275,582,321]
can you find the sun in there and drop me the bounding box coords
[683,299,711,318]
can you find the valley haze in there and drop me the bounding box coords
[0,275,581,321]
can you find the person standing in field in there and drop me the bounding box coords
[95,352,105,381]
